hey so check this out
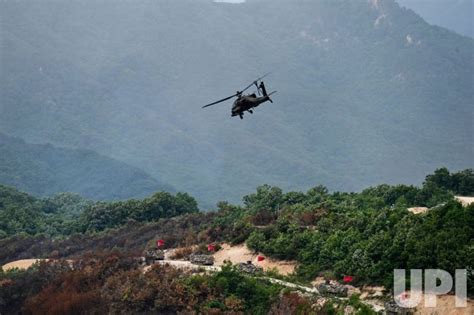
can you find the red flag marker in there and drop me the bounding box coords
[257,255,265,262]
[207,244,216,252]
[343,275,354,283]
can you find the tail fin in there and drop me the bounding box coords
[259,81,268,97]
[260,81,277,102]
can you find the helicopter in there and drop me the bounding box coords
[202,73,276,119]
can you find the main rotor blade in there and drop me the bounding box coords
[241,72,271,93]
[202,93,238,108]
[255,82,261,95]
[202,73,271,108]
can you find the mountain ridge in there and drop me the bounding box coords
[1,0,472,206]
[0,132,173,200]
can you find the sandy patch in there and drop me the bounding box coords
[360,285,385,299]
[213,243,297,275]
[2,259,46,271]
[345,284,362,296]
[408,207,429,214]
[408,196,473,214]
[455,196,474,207]
[311,276,327,287]
[414,294,473,315]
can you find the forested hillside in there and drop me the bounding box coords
[0,168,472,314]
[1,168,472,285]
[0,132,172,200]
[0,184,197,238]
[1,0,472,206]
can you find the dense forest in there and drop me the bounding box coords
[0,186,197,238]
[211,168,473,288]
[0,168,472,313]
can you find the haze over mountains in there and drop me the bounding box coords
[0,132,172,200]
[397,0,473,38]
[1,0,472,207]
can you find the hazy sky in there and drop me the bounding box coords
[397,0,473,37]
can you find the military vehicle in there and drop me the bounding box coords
[236,261,263,274]
[189,254,214,266]
[316,281,348,297]
[202,73,276,119]
[384,300,414,315]
[144,248,165,265]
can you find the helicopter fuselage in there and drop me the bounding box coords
[231,95,271,117]
[202,75,275,119]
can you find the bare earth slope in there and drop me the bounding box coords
[213,243,296,275]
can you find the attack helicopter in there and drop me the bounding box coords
[202,73,276,119]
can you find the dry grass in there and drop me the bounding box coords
[168,246,195,260]
[414,294,473,315]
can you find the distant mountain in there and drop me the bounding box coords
[396,0,473,38]
[0,0,472,206]
[0,133,173,200]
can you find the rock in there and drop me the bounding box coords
[315,297,328,308]
[189,254,214,265]
[236,261,263,274]
[344,305,355,315]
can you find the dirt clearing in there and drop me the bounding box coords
[414,294,473,315]
[2,259,46,271]
[213,243,296,275]
[455,196,474,207]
